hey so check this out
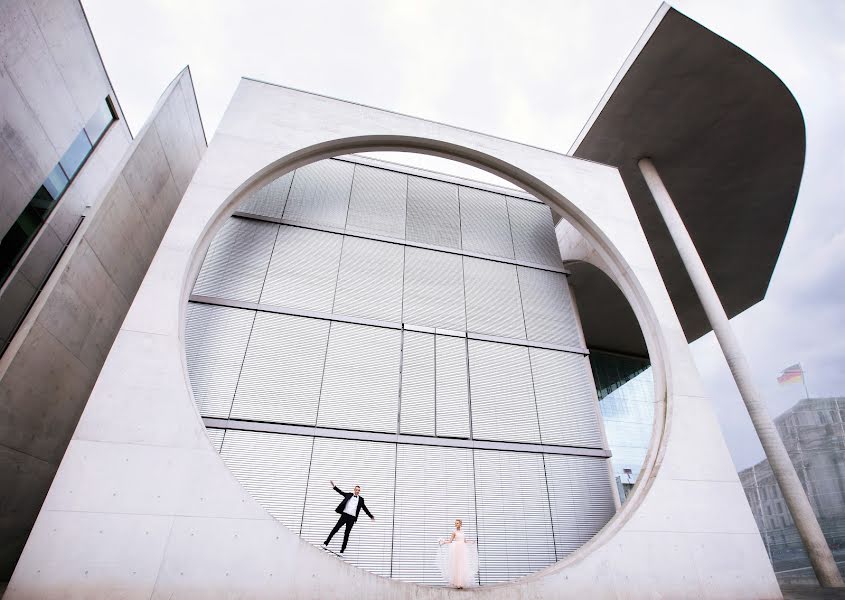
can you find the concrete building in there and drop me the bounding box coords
[0,0,206,585]
[0,1,822,598]
[740,398,845,582]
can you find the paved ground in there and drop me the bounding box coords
[781,585,845,599]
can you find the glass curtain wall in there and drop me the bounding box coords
[187,157,617,586]
[590,350,655,503]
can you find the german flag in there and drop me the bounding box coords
[777,363,804,385]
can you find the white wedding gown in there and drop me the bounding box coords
[436,529,479,588]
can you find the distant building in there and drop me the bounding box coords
[739,397,845,580]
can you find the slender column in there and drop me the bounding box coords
[638,158,843,588]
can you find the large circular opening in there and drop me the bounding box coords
[184,153,656,586]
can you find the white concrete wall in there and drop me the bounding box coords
[0,63,205,583]
[0,0,134,578]
[7,80,780,599]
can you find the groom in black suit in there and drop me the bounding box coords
[322,480,374,555]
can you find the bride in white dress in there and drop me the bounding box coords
[437,519,479,588]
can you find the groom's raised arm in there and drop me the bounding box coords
[330,480,345,495]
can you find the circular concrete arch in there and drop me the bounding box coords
[179,134,673,586]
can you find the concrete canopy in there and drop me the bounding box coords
[570,4,805,345]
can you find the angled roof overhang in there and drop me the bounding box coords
[570,4,805,347]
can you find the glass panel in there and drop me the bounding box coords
[84,98,115,145]
[59,129,93,179]
[0,187,60,284]
[42,164,68,200]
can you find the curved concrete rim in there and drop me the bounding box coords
[178,134,673,590]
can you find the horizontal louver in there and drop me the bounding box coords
[468,340,540,444]
[459,187,514,259]
[260,226,343,313]
[400,331,435,436]
[231,312,330,426]
[402,247,465,331]
[283,159,354,228]
[518,267,581,347]
[333,237,404,322]
[346,164,407,239]
[406,176,461,249]
[185,302,254,418]
[237,171,294,219]
[545,454,615,553]
[206,428,225,452]
[530,348,603,448]
[435,335,470,439]
[300,438,396,576]
[220,429,312,531]
[393,445,478,585]
[473,449,556,584]
[318,322,401,433]
[463,257,526,339]
[187,158,618,587]
[192,217,277,302]
[507,197,561,267]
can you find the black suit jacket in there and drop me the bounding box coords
[333,486,373,522]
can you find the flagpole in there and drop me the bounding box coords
[801,364,810,400]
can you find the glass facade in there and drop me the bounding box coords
[590,350,655,502]
[186,158,618,586]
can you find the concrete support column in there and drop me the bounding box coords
[638,157,844,588]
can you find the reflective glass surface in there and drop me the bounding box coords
[58,129,93,179]
[42,164,68,200]
[84,99,115,145]
[590,350,655,503]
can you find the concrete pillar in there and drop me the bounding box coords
[638,157,844,588]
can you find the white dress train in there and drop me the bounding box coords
[436,529,479,588]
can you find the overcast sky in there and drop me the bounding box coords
[81,0,845,470]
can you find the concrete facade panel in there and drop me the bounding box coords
[0,322,94,462]
[73,329,211,450]
[0,446,56,583]
[5,510,174,600]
